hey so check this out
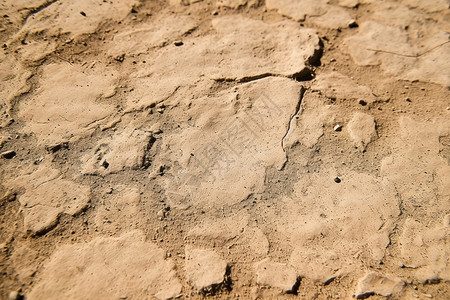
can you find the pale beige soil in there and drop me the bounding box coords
[0,0,449,299]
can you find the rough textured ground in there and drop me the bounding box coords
[0,0,449,299]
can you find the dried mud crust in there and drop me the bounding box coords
[0,0,449,299]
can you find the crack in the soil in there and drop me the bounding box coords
[238,73,276,83]
[213,73,281,84]
[34,176,60,189]
[380,184,407,263]
[99,86,180,132]
[84,115,110,128]
[213,67,315,84]
[22,0,58,26]
[367,40,450,58]
[8,0,58,46]
[281,87,306,153]
[394,185,404,217]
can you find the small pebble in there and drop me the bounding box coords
[348,19,358,28]
[157,209,166,220]
[115,54,125,62]
[45,142,69,153]
[34,157,44,165]
[8,291,19,300]
[333,124,342,132]
[359,100,367,106]
[405,97,411,102]
[174,40,183,46]
[334,177,341,183]
[1,150,16,159]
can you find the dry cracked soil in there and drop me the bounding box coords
[0,0,449,299]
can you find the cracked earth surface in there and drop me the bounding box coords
[0,0,449,299]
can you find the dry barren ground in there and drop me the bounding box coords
[0,0,449,299]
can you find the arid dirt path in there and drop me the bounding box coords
[1,0,449,299]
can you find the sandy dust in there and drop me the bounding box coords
[0,0,449,299]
